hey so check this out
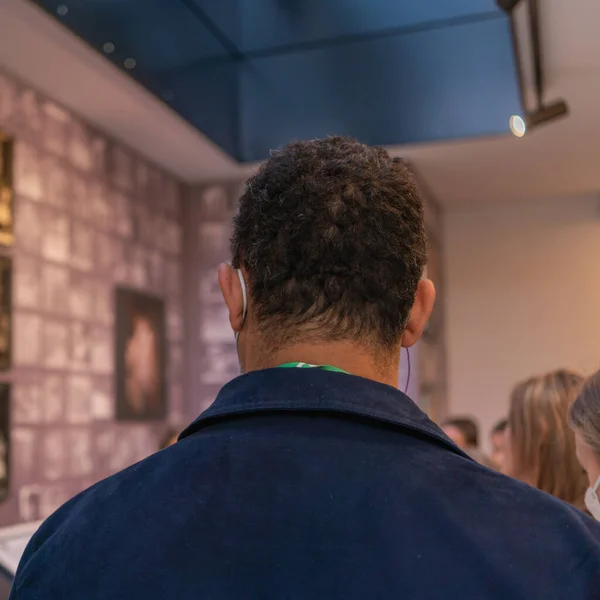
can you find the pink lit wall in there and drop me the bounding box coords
[444,194,600,448]
[0,68,185,525]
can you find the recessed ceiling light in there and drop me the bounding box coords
[57,4,68,16]
[509,115,526,138]
[103,42,115,54]
[124,58,137,70]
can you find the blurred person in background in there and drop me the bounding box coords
[490,418,508,471]
[569,370,600,520]
[505,369,587,510]
[442,416,496,468]
[11,138,600,600]
[441,416,478,449]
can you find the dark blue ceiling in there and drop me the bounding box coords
[33,1,522,163]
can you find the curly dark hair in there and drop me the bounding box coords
[232,136,428,349]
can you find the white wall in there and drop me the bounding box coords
[444,194,600,447]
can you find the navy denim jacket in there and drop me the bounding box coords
[11,368,600,599]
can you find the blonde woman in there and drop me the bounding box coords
[569,371,600,520]
[505,369,587,510]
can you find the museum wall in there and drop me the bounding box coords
[419,195,447,422]
[0,68,185,526]
[183,182,243,419]
[444,194,600,448]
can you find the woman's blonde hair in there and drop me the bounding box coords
[569,370,600,456]
[508,369,587,509]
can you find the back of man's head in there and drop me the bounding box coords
[230,136,429,357]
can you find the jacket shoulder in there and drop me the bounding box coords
[12,447,171,590]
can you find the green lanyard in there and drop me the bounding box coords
[277,362,349,374]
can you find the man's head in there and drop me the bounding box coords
[218,136,435,375]
[442,417,479,450]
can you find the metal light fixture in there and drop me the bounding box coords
[497,0,568,131]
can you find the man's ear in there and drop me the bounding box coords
[401,279,436,348]
[218,263,245,333]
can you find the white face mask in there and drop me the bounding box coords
[585,476,600,521]
[234,269,248,371]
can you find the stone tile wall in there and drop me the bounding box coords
[183,183,244,417]
[0,69,184,525]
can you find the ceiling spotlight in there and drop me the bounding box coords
[57,4,68,16]
[124,58,137,70]
[103,42,115,54]
[509,115,526,138]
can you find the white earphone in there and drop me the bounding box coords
[235,269,247,342]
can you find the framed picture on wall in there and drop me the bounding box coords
[0,258,11,371]
[0,136,12,186]
[0,385,10,504]
[0,137,14,248]
[115,288,167,421]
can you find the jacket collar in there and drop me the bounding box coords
[180,368,467,457]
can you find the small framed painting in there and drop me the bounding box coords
[0,137,14,247]
[0,258,11,371]
[0,385,10,503]
[115,288,167,421]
